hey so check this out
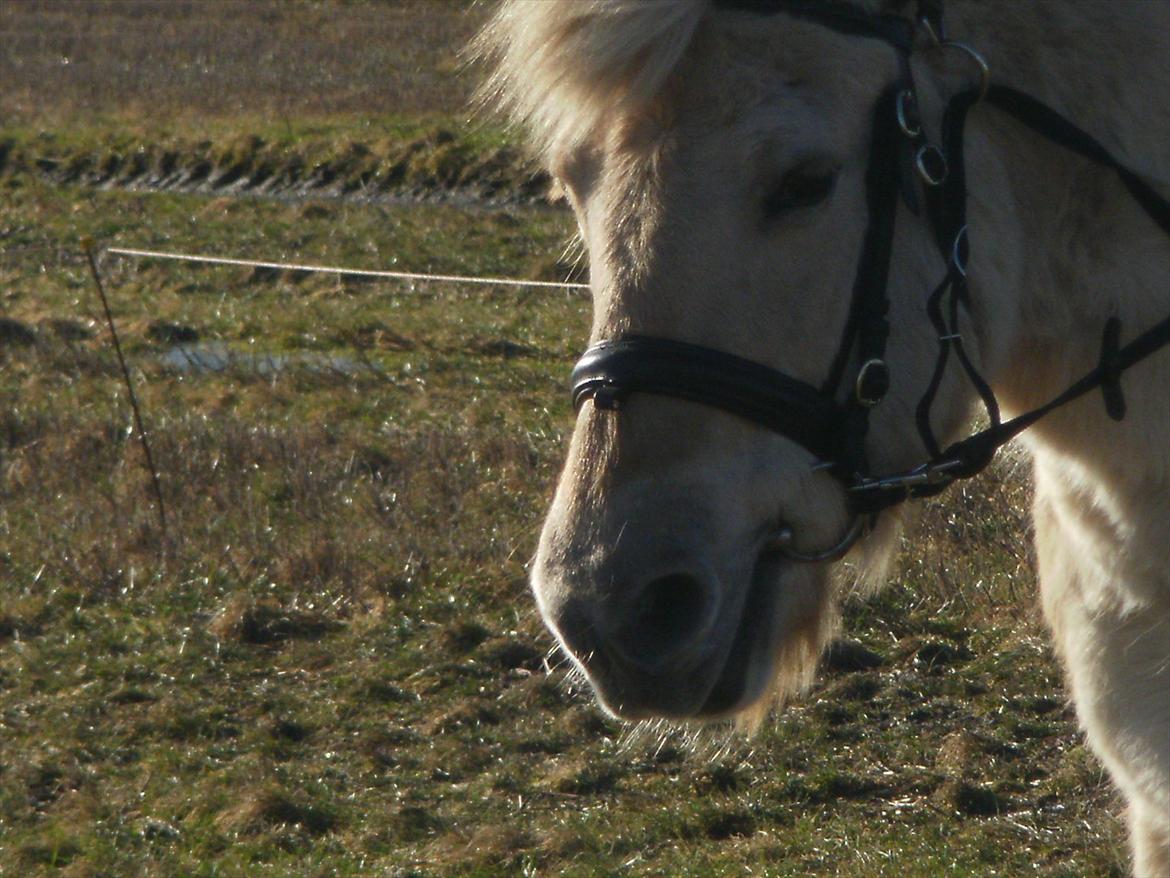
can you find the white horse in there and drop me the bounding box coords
[477,1,1170,872]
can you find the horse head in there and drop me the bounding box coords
[480,0,1003,722]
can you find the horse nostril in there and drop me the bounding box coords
[616,572,712,669]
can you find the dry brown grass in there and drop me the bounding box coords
[0,0,488,126]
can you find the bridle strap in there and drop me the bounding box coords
[821,84,901,399]
[915,86,998,460]
[983,85,1170,236]
[825,84,903,474]
[855,81,1170,510]
[716,0,915,51]
[572,336,846,464]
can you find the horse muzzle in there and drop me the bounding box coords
[531,468,828,721]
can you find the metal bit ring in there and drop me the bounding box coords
[766,517,867,564]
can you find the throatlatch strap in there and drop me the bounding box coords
[985,86,1170,237]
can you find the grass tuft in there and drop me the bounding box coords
[216,785,340,837]
[207,594,339,645]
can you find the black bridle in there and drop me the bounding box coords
[570,0,1170,561]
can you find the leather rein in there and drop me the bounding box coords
[570,0,1170,562]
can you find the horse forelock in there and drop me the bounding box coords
[473,0,708,159]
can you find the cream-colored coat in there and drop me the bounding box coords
[478,1,1170,872]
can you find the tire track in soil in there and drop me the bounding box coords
[0,135,555,209]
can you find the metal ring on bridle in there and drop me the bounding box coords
[766,516,868,564]
[896,90,922,137]
[915,143,949,185]
[951,225,969,277]
[941,40,991,102]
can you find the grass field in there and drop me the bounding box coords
[0,3,1129,876]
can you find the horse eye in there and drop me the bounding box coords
[762,162,839,219]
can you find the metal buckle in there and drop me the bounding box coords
[849,459,963,495]
[589,384,624,411]
[854,358,890,407]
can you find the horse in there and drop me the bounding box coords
[476,1,1170,872]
